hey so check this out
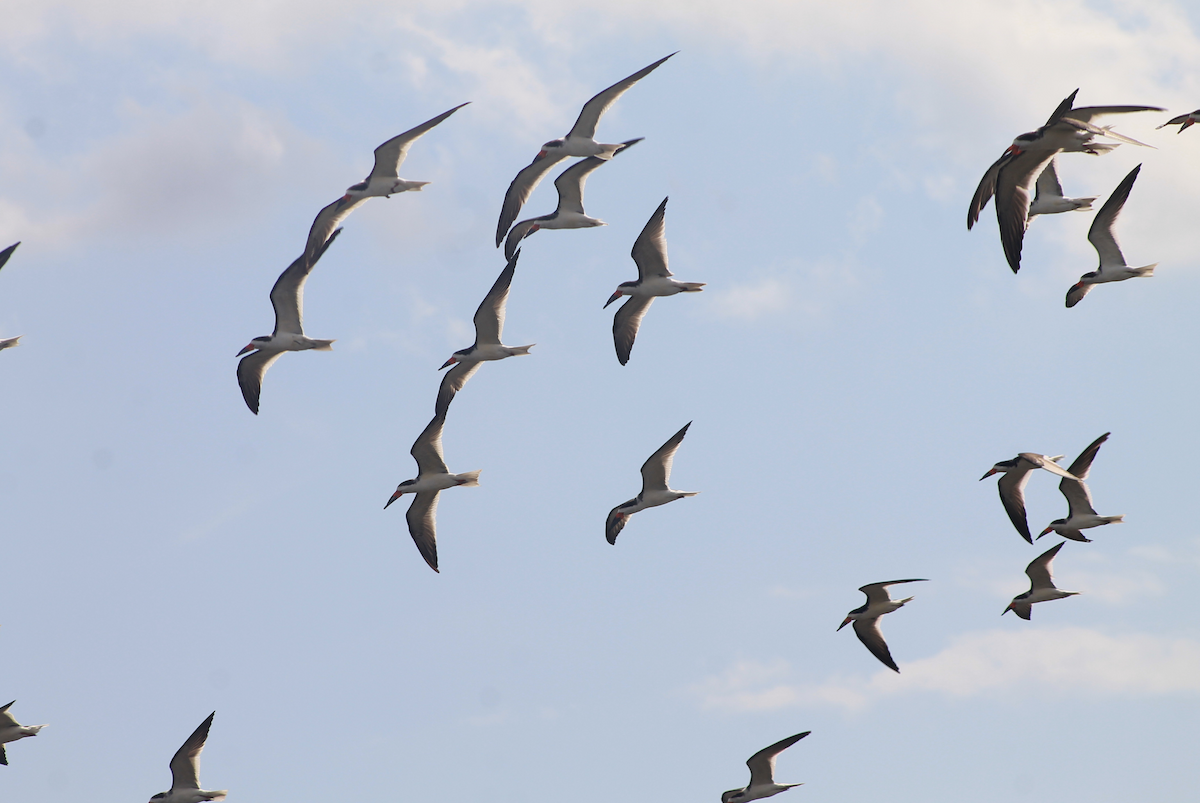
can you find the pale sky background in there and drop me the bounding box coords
[3,1,1200,800]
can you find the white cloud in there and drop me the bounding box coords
[689,627,1200,712]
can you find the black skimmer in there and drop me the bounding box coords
[1039,433,1122,542]
[1158,109,1199,132]
[0,242,21,351]
[385,412,481,573]
[304,103,468,265]
[237,229,343,415]
[838,579,927,673]
[967,90,1160,273]
[495,53,675,246]
[606,422,697,544]
[435,250,534,416]
[604,197,705,365]
[980,451,1079,543]
[503,139,640,260]
[0,701,46,765]
[146,712,227,802]
[720,732,810,803]
[1005,542,1078,620]
[1065,164,1157,307]
[1027,158,1096,219]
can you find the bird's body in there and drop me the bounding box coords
[1027,158,1096,218]
[386,412,481,572]
[236,229,342,414]
[838,579,927,673]
[1040,433,1122,541]
[436,251,534,415]
[304,103,467,264]
[980,452,1078,543]
[1065,164,1156,307]
[495,54,675,246]
[606,422,697,544]
[605,197,704,365]
[1158,109,1199,133]
[1006,542,1078,619]
[720,732,809,803]
[503,140,640,260]
[0,701,46,766]
[146,712,226,803]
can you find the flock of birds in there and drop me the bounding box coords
[2,51,1198,801]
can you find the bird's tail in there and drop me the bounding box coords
[679,282,706,292]
[203,793,229,802]
[407,181,432,191]
[1069,198,1097,212]
[310,339,335,351]
[22,724,46,736]
[508,344,535,357]
[455,470,482,487]
[0,336,21,350]
[1103,515,1125,524]
[1132,263,1157,278]
[898,595,916,606]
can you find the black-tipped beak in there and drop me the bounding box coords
[837,617,852,631]
[603,291,622,308]
[439,357,456,370]
[385,490,403,509]
[237,344,256,356]
[979,468,998,481]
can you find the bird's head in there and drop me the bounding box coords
[837,615,854,631]
[604,283,636,308]
[385,480,417,509]
[538,139,564,159]
[237,337,271,356]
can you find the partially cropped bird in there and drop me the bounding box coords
[605,197,705,365]
[0,700,46,765]
[435,250,534,416]
[838,579,927,672]
[236,229,343,414]
[606,422,697,544]
[0,241,22,351]
[1005,542,1078,620]
[146,712,226,802]
[1157,109,1199,133]
[385,412,481,572]
[720,732,810,803]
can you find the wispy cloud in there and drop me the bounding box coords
[689,627,1200,712]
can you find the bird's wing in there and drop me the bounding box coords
[271,228,342,336]
[368,103,468,181]
[474,251,519,345]
[0,744,6,765]
[1088,166,1140,270]
[406,491,441,573]
[852,617,899,672]
[303,196,364,268]
[236,350,284,415]
[1058,433,1110,516]
[434,361,482,418]
[1026,542,1065,590]
[495,152,567,246]
[565,53,676,140]
[1064,433,1111,483]
[0,701,17,728]
[631,197,671,279]
[612,296,654,366]
[553,156,607,214]
[997,468,1034,543]
[859,579,928,606]
[996,149,1057,272]
[1009,601,1033,620]
[967,152,1011,229]
[504,218,541,261]
[745,731,810,788]
[410,412,449,475]
[1024,453,1079,481]
[606,501,634,545]
[1043,89,1080,125]
[1034,157,1065,201]
[640,422,692,493]
[169,712,214,791]
[0,242,19,272]
[1061,104,1165,124]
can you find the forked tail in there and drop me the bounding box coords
[1133,263,1157,278]
[455,470,482,487]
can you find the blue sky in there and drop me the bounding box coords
[3,1,1200,800]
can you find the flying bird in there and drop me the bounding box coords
[606,422,697,544]
[146,712,227,802]
[0,701,46,766]
[1157,109,1199,132]
[0,242,21,351]
[304,103,468,264]
[1065,164,1157,307]
[495,53,675,246]
[1005,542,1078,620]
[1027,158,1096,219]
[435,250,534,416]
[967,90,1160,273]
[503,139,640,260]
[1039,432,1123,542]
[605,197,705,365]
[980,451,1078,543]
[236,229,343,414]
[385,412,481,573]
[720,731,810,803]
[838,579,927,673]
